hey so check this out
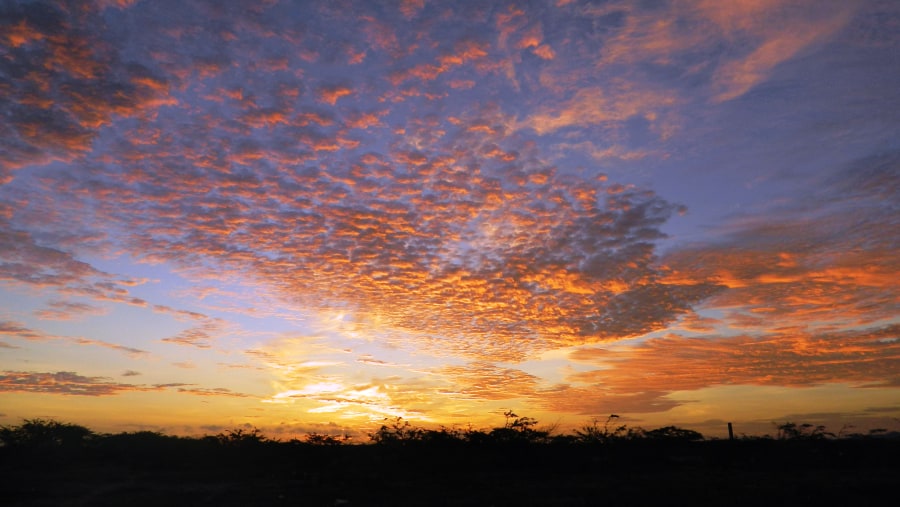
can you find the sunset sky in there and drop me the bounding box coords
[1,0,898,440]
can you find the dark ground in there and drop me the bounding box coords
[2,438,898,506]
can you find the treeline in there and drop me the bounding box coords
[366,412,707,446]
[2,414,899,507]
[1,412,896,451]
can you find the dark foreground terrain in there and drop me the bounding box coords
[3,438,898,506]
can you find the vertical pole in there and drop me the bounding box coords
[727,422,734,441]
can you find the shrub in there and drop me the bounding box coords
[643,426,704,442]
[369,417,424,444]
[574,414,633,443]
[0,418,94,449]
[775,422,833,440]
[215,427,269,447]
[485,411,551,444]
[303,432,350,445]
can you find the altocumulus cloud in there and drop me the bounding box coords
[0,1,725,364]
[0,371,252,398]
[1,0,896,428]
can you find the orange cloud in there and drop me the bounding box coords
[0,371,146,396]
[0,371,253,398]
[438,362,539,400]
[345,110,386,130]
[569,324,900,393]
[361,15,401,56]
[317,85,354,105]
[532,44,556,60]
[3,19,44,48]
[399,0,426,19]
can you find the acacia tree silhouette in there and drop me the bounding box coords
[487,410,550,443]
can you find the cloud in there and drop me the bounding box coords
[356,355,402,368]
[72,338,149,357]
[0,227,147,311]
[173,386,250,398]
[317,84,354,105]
[532,44,556,60]
[0,1,173,177]
[95,0,140,10]
[34,300,108,321]
[388,38,490,86]
[156,303,228,350]
[556,141,653,163]
[0,371,147,396]
[152,305,208,322]
[662,151,900,333]
[161,327,215,349]
[542,323,899,417]
[438,362,539,400]
[4,1,870,361]
[399,0,425,19]
[0,320,47,341]
[534,2,877,168]
[0,370,254,398]
[0,229,107,288]
[267,379,431,421]
[1,0,891,432]
[10,74,714,363]
[694,0,856,102]
[576,324,900,391]
[538,385,683,415]
[0,319,147,356]
[523,85,678,135]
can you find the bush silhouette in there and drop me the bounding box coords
[303,432,350,445]
[369,417,424,444]
[485,410,551,444]
[775,421,833,440]
[643,425,704,441]
[0,418,94,449]
[574,414,633,443]
[215,427,270,448]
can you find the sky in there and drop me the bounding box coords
[1,0,898,440]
